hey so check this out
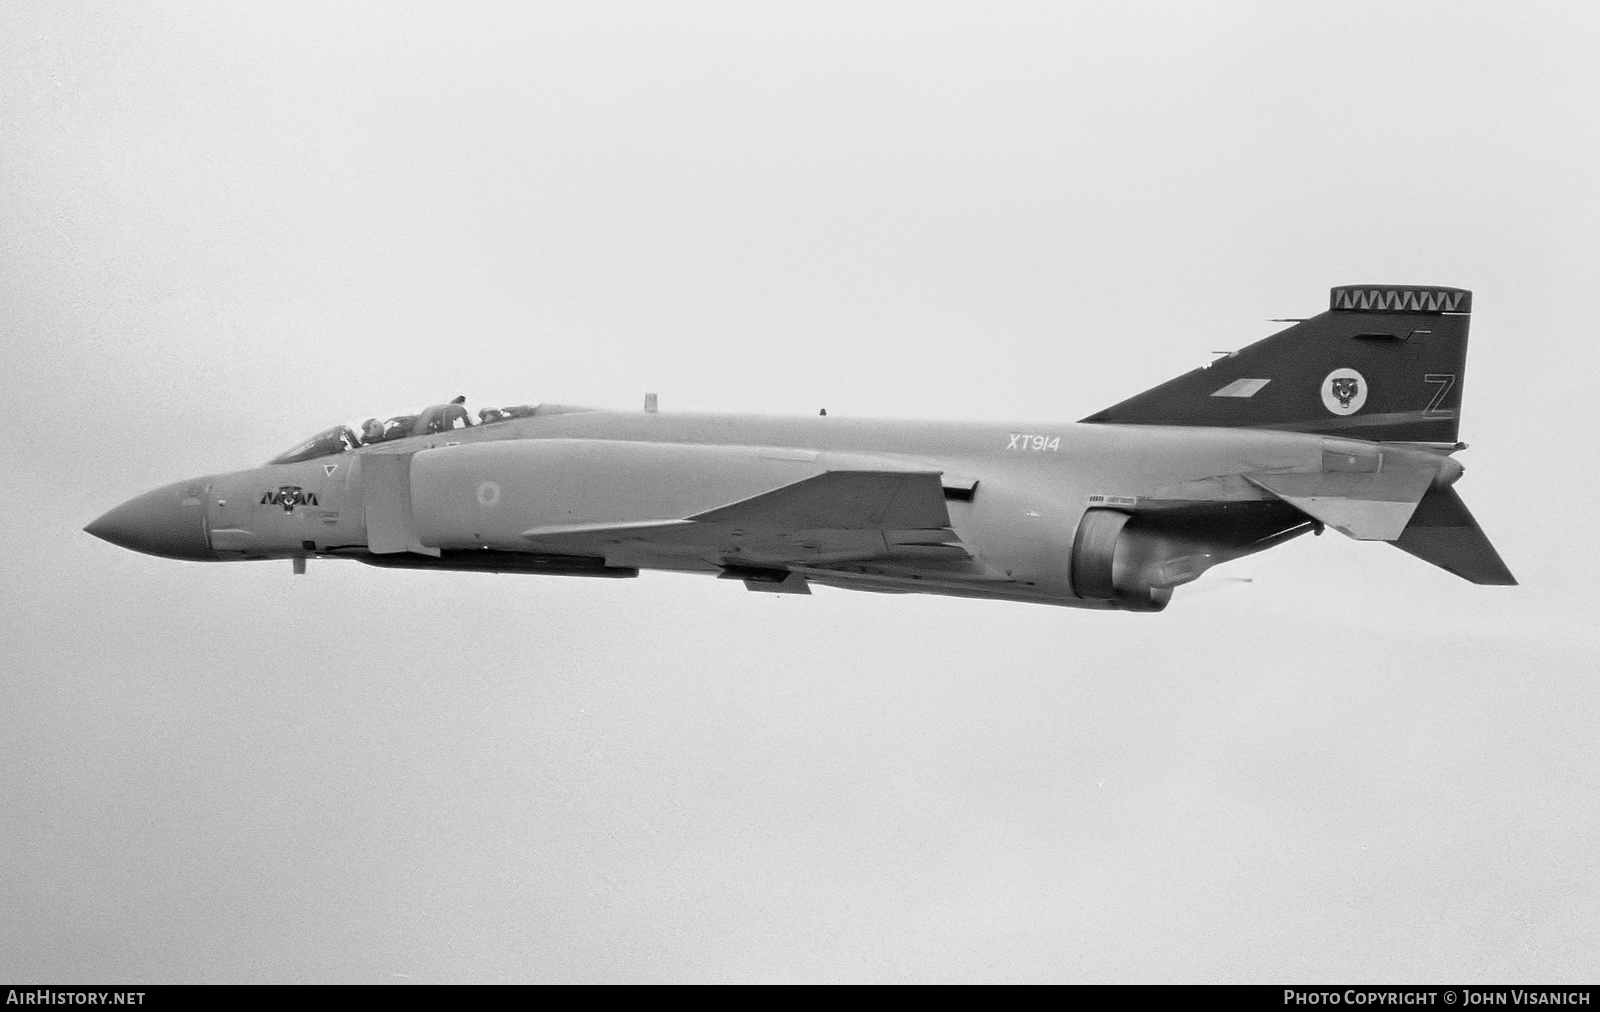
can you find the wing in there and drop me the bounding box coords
[688,469,954,530]
[521,469,971,571]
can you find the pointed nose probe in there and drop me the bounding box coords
[84,480,217,561]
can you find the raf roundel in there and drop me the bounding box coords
[1321,367,1368,416]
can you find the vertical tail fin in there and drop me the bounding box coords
[1083,285,1472,443]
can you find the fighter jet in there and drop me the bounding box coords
[85,284,1514,611]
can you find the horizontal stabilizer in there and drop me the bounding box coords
[1244,464,1436,541]
[689,470,953,531]
[1391,487,1516,585]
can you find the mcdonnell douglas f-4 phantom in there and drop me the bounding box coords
[86,284,1514,611]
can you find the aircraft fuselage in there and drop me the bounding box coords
[92,406,1439,611]
[86,284,1515,608]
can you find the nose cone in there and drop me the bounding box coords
[86,480,216,561]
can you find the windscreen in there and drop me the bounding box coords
[267,425,360,465]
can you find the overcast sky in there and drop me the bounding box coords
[4,1,1599,983]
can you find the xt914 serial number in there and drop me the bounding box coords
[1006,433,1061,451]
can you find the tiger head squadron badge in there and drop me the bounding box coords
[1321,368,1367,415]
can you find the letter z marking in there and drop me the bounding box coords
[1423,374,1456,418]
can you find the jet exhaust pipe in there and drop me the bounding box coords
[1069,503,1317,612]
[1069,509,1178,613]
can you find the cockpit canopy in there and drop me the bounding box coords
[267,402,538,466]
